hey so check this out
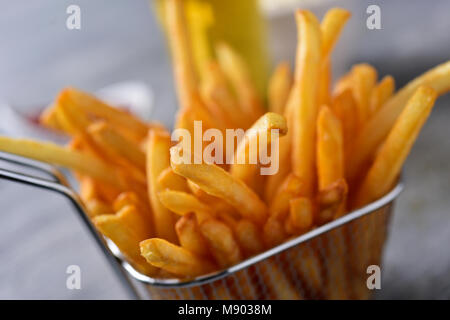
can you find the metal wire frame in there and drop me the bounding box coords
[0,151,404,299]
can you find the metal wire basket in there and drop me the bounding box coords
[0,151,403,300]
[122,184,403,300]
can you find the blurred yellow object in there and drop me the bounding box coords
[154,0,270,96]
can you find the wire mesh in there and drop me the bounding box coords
[136,203,393,300]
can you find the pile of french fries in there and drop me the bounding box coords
[1,1,449,299]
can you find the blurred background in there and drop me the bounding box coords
[0,0,449,299]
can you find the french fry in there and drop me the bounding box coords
[200,219,243,268]
[140,238,215,277]
[317,178,348,224]
[85,198,112,217]
[318,10,352,107]
[333,72,352,97]
[355,86,437,207]
[331,88,358,159]
[316,106,344,191]
[315,106,347,300]
[201,61,246,129]
[289,197,313,231]
[230,112,287,193]
[216,42,264,121]
[157,167,190,192]
[270,173,307,220]
[264,134,291,204]
[320,8,351,61]
[113,191,154,226]
[116,204,152,240]
[146,130,178,242]
[57,87,149,141]
[93,214,157,275]
[370,75,395,114]
[79,175,97,202]
[88,121,146,171]
[0,137,125,189]
[318,6,351,109]
[158,189,213,223]
[263,216,287,248]
[235,219,264,257]
[268,62,292,115]
[348,60,450,182]
[317,61,331,107]
[170,145,268,224]
[290,10,322,196]
[165,0,198,109]
[40,104,63,131]
[175,212,211,258]
[351,64,377,128]
[186,180,238,217]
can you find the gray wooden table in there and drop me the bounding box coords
[0,0,449,299]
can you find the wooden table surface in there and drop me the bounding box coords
[0,0,449,299]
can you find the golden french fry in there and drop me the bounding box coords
[319,9,351,107]
[201,61,246,129]
[58,87,149,141]
[317,61,331,107]
[157,167,190,192]
[113,191,141,212]
[94,214,157,275]
[263,216,287,248]
[140,238,215,277]
[230,112,287,193]
[370,75,395,114]
[146,129,178,242]
[88,121,146,171]
[215,211,238,232]
[40,104,63,131]
[113,191,154,226]
[317,178,348,224]
[348,60,450,182]
[216,42,264,121]
[187,180,239,219]
[170,145,268,224]
[331,88,358,159]
[164,0,198,109]
[268,62,292,115]
[355,86,437,207]
[116,205,152,240]
[264,134,291,204]
[270,173,307,220]
[0,137,125,189]
[320,8,351,61]
[200,218,243,268]
[175,212,211,257]
[79,175,97,202]
[290,10,322,196]
[316,106,344,190]
[333,72,352,97]
[235,219,264,257]
[85,198,113,217]
[289,197,313,231]
[351,63,377,128]
[158,189,213,223]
